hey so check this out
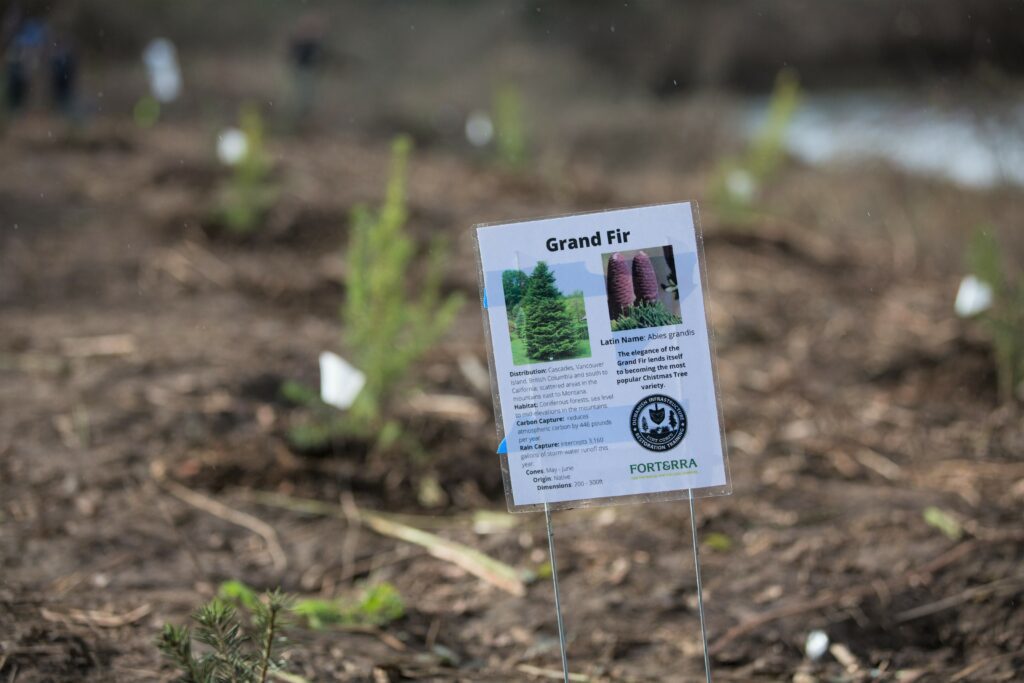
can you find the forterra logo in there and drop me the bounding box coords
[629,394,686,452]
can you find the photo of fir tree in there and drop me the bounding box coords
[503,261,591,365]
[603,245,683,332]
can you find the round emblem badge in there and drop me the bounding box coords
[630,394,687,452]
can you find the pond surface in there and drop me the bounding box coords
[744,90,1024,188]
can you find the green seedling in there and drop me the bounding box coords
[344,135,463,426]
[711,69,800,221]
[923,506,963,541]
[215,104,277,235]
[703,532,734,552]
[965,228,1024,403]
[493,84,527,168]
[292,582,405,630]
[285,135,463,451]
[157,590,290,683]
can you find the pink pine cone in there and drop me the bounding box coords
[606,253,635,318]
[632,251,659,303]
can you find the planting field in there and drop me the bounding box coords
[1,3,1023,681]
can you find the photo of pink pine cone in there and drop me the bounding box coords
[606,252,635,318]
[631,250,659,303]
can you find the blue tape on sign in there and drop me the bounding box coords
[482,288,488,309]
[496,438,507,454]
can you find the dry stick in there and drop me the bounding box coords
[40,603,152,628]
[334,624,407,652]
[270,672,312,683]
[709,538,981,656]
[516,664,592,682]
[950,651,1022,682]
[154,474,288,573]
[895,572,1024,623]
[243,490,529,596]
[50,552,132,595]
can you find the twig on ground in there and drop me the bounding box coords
[40,603,151,628]
[50,553,132,595]
[895,572,1024,623]
[230,487,493,531]
[152,463,287,573]
[243,490,531,596]
[404,392,486,424]
[516,664,592,682]
[950,651,1022,682]
[60,334,136,358]
[271,671,312,683]
[335,624,408,652]
[360,510,529,596]
[829,643,862,675]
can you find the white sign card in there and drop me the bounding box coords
[476,202,731,512]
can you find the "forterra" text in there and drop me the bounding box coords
[629,458,697,474]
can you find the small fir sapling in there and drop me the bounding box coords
[216,104,277,235]
[157,590,291,683]
[710,69,799,220]
[493,84,526,168]
[343,135,463,426]
[965,228,1024,403]
[631,251,659,303]
[606,253,635,318]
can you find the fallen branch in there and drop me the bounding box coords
[60,333,136,358]
[335,624,407,652]
[516,664,592,682]
[895,572,1024,623]
[361,509,529,597]
[404,392,487,424]
[50,553,132,595]
[244,490,531,596]
[152,464,287,573]
[41,603,151,628]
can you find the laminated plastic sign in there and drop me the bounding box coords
[476,202,731,512]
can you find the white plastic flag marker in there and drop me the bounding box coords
[725,168,756,203]
[465,111,495,147]
[955,275,993,317]
[805,630,830,661]
[319,351,366,410]
[216,128,249,166]
[143,38,182,103]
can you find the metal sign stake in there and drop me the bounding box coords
[690,492,713,683]
[544,502,570,683]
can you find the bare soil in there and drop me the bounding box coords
[1,99,1022,683]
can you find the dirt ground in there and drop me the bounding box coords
[2,43,1024,683]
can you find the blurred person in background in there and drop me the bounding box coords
[287,9,327,131]
[2,0,77,116]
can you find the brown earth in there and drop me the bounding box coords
[1,94,1023,683]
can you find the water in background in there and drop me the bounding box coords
[745,91,1024,189]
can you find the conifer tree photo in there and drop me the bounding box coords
[502,262,591,365]
[523,261,580,360]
